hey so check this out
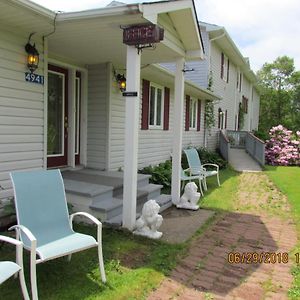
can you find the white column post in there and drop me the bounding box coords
[171,57,185,205]
[122,46,141,230]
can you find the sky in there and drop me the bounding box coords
[31,0,300,72]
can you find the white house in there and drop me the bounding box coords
[0,0,224,229]
[163,22,260,150]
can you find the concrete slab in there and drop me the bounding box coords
[160,206,215,244]
[229,148,262,172]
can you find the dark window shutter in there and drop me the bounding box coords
[218,108,222,129]
[225,110,228,129]
[227,59,230,83]
[221,52,224,79]
[197,99,201,131]
[185,95,190,131]
[163,87,170,130]
[141,79,150,130]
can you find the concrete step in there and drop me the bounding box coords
[105,194,173,228]
[89,197,123,220]
[64,179,113,199]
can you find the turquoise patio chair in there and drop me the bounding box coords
[9,169,106,300]
[184,148,220,190]
[181,167,204,196]
[0,235,30,299]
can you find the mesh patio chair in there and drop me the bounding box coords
[9,169,106,300]
[0,235,30,300]
[184,148,220,190]
[181,167,204,196]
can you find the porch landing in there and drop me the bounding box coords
[62,168,172,226]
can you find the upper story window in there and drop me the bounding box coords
[242,96,248,113]
[237,71,242,92]
[189,98,198,129]
[221,52,230,83]
[149,83,164,128]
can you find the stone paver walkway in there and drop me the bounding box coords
[148,174,297,300]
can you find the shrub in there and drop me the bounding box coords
[253,129,269,141]
[265,125,300,166]
[139,160,172,189]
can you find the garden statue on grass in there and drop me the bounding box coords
[177,182,200,210]
[133,199,163,239]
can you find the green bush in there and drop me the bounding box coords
[139,160,172,189]
[253,129,269,141]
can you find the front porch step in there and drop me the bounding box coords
[105,194,173,227]
[90,183,163,220]
[64,179,113,199]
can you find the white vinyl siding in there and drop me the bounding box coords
[108,76,206,170]
[0,27,45,201]
[86,63,109,170]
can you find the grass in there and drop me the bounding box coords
[264,166,300,299]
[0,167,238,300]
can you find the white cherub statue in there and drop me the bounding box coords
[177,182,200,210]
[133,199,163,239]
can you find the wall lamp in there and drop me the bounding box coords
[25,33,39,73]
[116,73,126,92]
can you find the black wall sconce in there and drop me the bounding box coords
[25,33,39,73]
[116,73,126,92]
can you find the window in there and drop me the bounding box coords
[237,71,242,92]
[189,98,198,129]
[218,108,225,129]
[221,52,229,82]
[242,96,248,113]
[149,83,164,128]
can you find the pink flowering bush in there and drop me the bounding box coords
[265,125,300,166]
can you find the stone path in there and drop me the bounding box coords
[147,173,297,300]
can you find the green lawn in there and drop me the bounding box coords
[265,166,300,299]
[0,168,237,300]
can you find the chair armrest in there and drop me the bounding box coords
[70,212,101,226]
[202,163,219,171]
[9,225,37,243]
[0,235,22,247]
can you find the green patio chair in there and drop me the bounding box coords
[181,167,204,196]
[184,148,220,190]
[9,169,106,300]
[0,235,30,300]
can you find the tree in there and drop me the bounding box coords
[257,56,300,133]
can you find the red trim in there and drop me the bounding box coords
[221,52,224,79]
[227,58,230,83]
[197,99,201,131]
[47,64,68,168]
[163,87,170,130]
[141,79,150,130]
[185,95,190,131]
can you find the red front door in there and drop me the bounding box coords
[47,65,68,168]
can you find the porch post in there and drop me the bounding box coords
[171,57,185,205]
[122,45,141,230]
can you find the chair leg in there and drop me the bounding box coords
[30,251,38,300]
[217,173,221,186]
[97,224,106,283]
[19,269,30,300]
[203,177,208,191]
[67,254,72,262]
[198,178,204,197]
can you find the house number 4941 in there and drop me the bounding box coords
[25,72,44,85]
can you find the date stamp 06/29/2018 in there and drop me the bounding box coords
[228,252,300,264]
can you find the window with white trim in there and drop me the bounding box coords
[189,98,198,129]
[149,83,164,128]
[221,52,229,83]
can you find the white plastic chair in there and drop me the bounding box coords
[10,169,106,300]
[0,235,30,300]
